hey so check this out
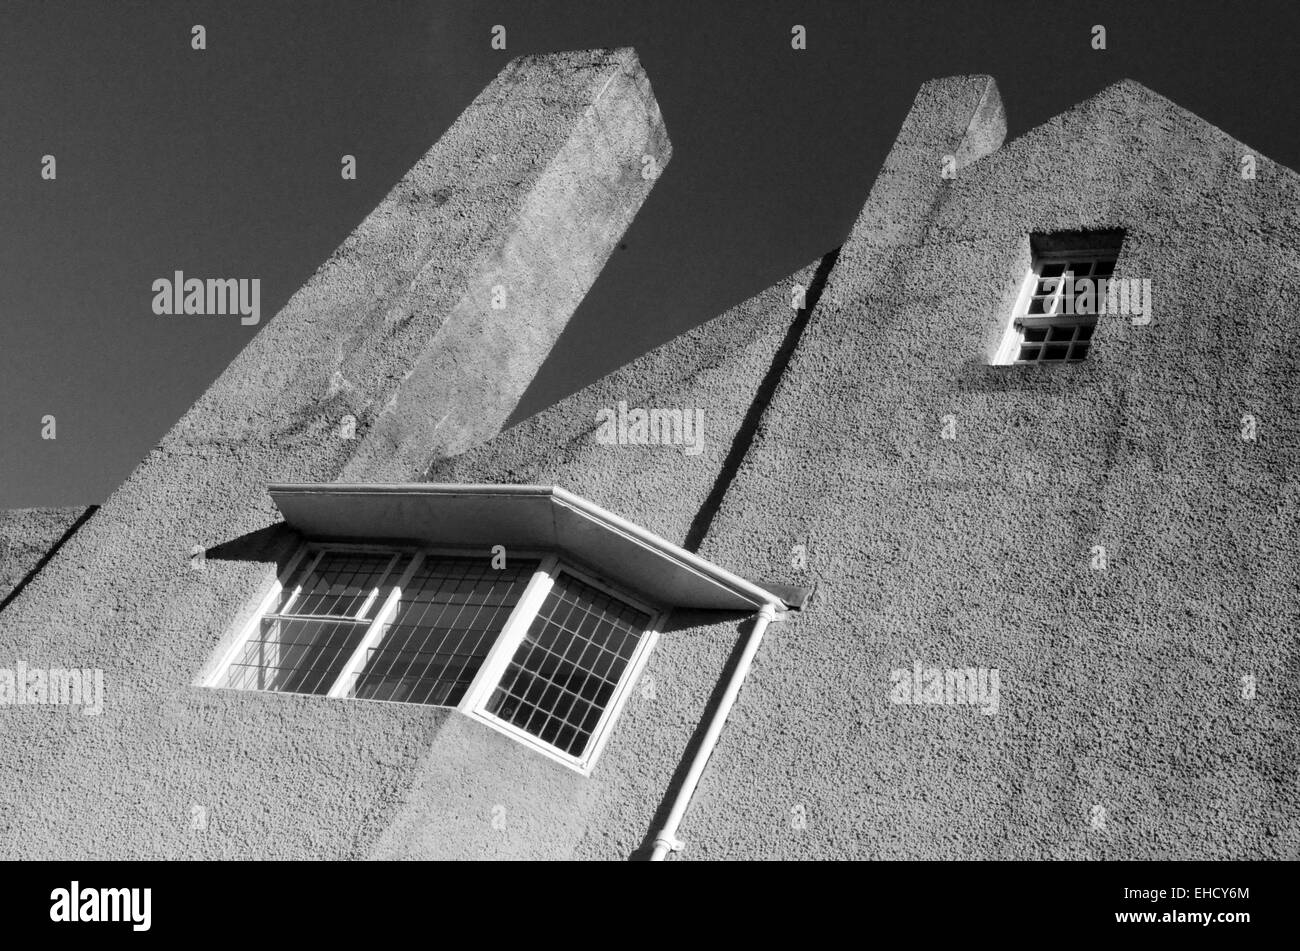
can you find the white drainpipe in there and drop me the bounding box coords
[649,600,785,861]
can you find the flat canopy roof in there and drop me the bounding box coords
[267,483,808,612]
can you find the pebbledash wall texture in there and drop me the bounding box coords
[1,49,1298,860]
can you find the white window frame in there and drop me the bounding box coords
[205,543,406,694]
[462,559,662,775]
[992,247,1117,366]
[206,542,663,775]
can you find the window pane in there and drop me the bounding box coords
[349,556,539,706]
[225,617,370,695]
[279,552,395,618]
[486,573,650,759]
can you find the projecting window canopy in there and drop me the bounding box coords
[264,483,808,612]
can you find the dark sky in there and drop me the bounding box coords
[2,0,1297,508]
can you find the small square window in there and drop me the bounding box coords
[993,234,1124,366]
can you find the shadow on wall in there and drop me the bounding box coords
[0,506,100,614]
[680,246,842,553]
[205,523,300,565]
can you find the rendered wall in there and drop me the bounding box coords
[355,78,1014,860]
[0,48,670,859]
[375,259,826,859]
[669,78,1300,859]
[371,75,1300,861]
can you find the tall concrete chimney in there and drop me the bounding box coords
[0,47,670,654]
[195,46,671,482]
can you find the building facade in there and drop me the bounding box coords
[1,49,1297,860]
